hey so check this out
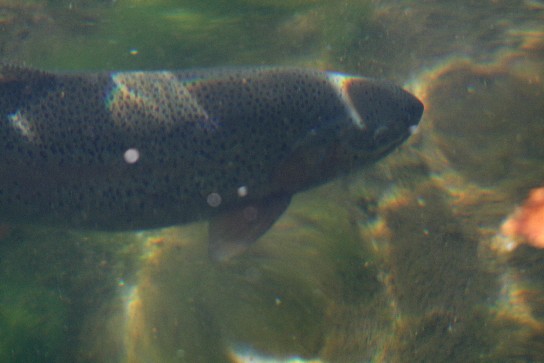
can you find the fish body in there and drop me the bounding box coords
[0,66,423,259]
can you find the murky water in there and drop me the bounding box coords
[0,0,543,362]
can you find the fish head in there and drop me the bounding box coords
[334,76,423,163]
[274,75,423,193]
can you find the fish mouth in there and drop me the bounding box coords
[373,130,412,158]
[406,93,424,129]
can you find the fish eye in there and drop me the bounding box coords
[373,126,390,145]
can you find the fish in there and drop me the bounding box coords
[0,65,423,260]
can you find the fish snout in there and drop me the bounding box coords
[403,89,424,131]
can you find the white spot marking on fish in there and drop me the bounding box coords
[123,148,140,164]
[237,185,248,197]
[207,192,222,207]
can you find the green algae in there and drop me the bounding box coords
[0,227,144,362]
[4,0,371,71]
[0,283,65,362]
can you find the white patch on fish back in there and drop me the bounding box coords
[106,72,212,130]
[7,110,37,142]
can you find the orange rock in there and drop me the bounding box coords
[502,187,544,248]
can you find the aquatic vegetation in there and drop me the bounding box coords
[0,282,65,362]
[0,227,143,361]
[3,0,371,71]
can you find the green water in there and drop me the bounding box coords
[2,0,370,71]
[1,0,544,362]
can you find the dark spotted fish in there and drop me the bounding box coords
[0,65,423,260]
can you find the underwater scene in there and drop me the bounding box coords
[0,0,543,362]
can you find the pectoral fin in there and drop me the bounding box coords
[208,194,291,261]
